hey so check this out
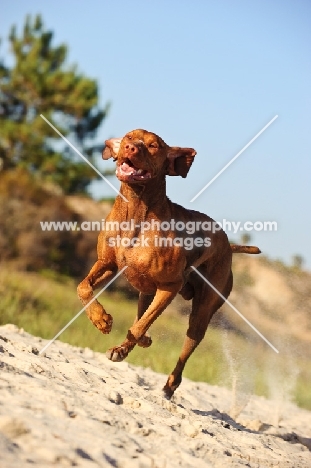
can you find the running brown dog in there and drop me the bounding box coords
[77,129,260,399]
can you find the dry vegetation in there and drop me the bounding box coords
[0,169,111,277]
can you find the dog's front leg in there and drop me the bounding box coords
[106,284,181,362]
[77,260,117,334]
[135,292,154,348]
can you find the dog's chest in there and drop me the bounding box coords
[115,242,182,293]
[116,247,155,293]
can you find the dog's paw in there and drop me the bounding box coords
[93,313,113,334]
[106,345,129,362]
[137,334,152,348]
[162,385,174,400]
[162,374,181,400]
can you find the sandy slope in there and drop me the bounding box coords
[0,324,310,468]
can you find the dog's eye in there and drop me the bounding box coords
[127,135,132,140]
[149,142,158,148]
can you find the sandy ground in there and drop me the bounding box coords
[0,324,310,467]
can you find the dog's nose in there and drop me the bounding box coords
[124,143,139,155]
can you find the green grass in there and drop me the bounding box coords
[1,267,310,411]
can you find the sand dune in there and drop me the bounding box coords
[0,323,310,467]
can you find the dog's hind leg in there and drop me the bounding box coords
[163,261,233,399]
[179,282,195,300]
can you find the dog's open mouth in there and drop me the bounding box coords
[116,159,152,182]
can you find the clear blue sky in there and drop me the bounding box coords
[1,1,311,269]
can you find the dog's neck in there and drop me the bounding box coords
[114,175,169,221]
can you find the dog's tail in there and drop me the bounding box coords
[231,245,261,254]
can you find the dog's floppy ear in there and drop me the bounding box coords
[167,147,197,178]
[102,138,122,160]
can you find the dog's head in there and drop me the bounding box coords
[102,129,196,184]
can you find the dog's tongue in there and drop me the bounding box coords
[121,162,134,174]
[118,161,149,179]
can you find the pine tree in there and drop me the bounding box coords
[0,14,109,193]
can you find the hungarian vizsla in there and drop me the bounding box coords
[77,129,260,399]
